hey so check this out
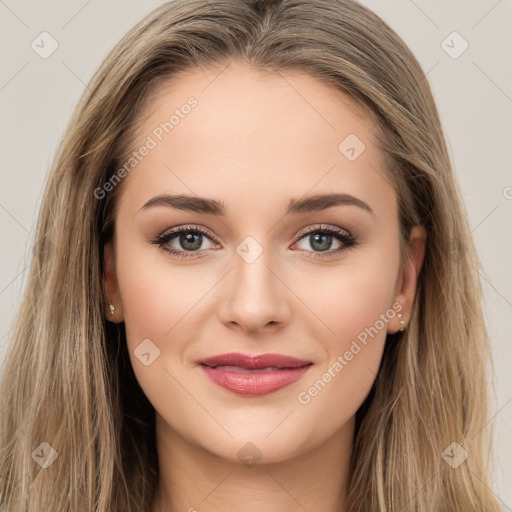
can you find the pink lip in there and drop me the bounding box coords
[198,352,313,396]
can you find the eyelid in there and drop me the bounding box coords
[155,223,351,243]
[148,224,220,259]
[294,223,351,240]
[151,223,356,259]
[156,224,217,242]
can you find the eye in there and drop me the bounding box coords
[149,225,219,259]
[149,223,357,260]
[291,224,357,259]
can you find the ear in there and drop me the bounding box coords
[103,240,124,323]
[388,226,426,334]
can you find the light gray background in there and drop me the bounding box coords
[1,0,511,507]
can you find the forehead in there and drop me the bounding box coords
[117,61,395,222]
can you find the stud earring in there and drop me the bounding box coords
[397,312,406,332]
[109,304,115,316]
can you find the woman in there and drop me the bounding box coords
[0,0,502,510]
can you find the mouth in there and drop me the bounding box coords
[197,352,313,396]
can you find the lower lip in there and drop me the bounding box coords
[199,364,312,396]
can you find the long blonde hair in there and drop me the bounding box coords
[0,0,502,510]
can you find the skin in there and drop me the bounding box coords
[103,61,426,512]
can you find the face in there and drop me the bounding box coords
[103,61,424,464]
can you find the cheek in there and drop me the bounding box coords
[110,223,400,458]
[297,247,399,343]
[115,242,209,344]
[116,227,399,368]
[114,246,211,410]
[292,247,398,424]
[295,282,393,438]
[296,337,384,440]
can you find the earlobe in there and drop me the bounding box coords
[389,226,426,334]
[102,240,124,323]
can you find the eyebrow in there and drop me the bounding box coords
[140,193,374,216]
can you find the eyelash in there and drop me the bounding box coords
[149,224,357,260]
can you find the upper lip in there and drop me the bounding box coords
[198,352,312,370]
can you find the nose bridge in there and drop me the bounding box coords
[218,234,289,332]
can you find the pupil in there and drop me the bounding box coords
[177,232,333,252]
[311,233,331,252]
[181,233,202,251]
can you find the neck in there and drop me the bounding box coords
[151,413,354,512]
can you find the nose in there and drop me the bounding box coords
[217,245,291,335]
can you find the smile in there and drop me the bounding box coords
[197,352,313,396]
